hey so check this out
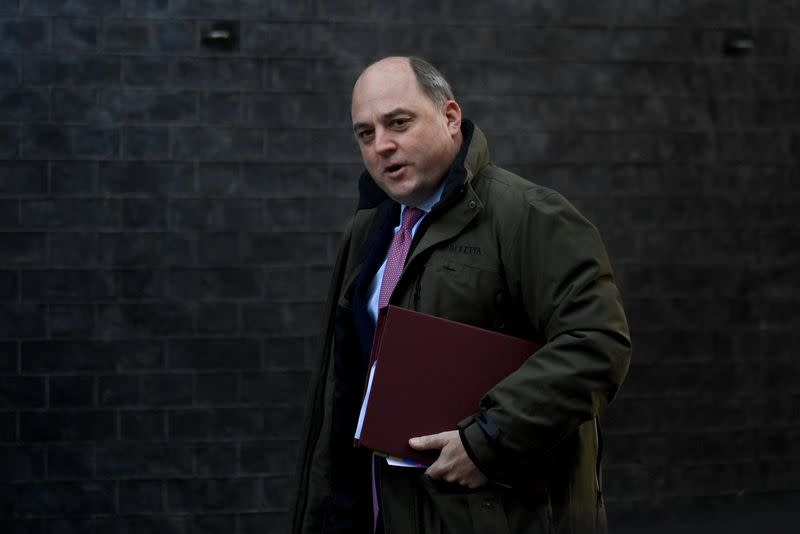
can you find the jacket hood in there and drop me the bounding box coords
[356,119,489,210]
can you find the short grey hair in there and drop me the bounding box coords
[408,56,455,110]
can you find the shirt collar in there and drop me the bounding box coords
[402,178,446,219]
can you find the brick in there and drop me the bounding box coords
[0,376,45,407]
[122,55,170,86]
[47,444,94,479]
[0,303,46,337]
[166,477,259,512]
[174,58,261,90]
[194,372,238,404]
[50,161,97,195]
[22,269,113,301]
[96,442,192,477]
[99,90,197,124]
[21,125,119,159]
[122,198,168,229]
[263,129,307,162]
[21,199,120,228]
[20,410,115,441]
[169,0,262,16]
[261,198,305,230]
[24,55,120,85]
[306,197,354,232]
[0,0,19,14]
[171,126,263,161]
[49,232,99,266]
[168,268,259,299]
[168,339,260,370]
[0,124,19,157]
[262,476,290,509]
[22,0,121,15]
[240,440,296,476]
[200,92,242,125]
[122,126,169,159]
[15,481,115,515]
[52,18,97,51]
[0,89,48,121]
[215,163,326,196]
[169,198,262,231]
[242,302,322,337]
[261,404,303,439]
[140,374,192,407]
[22,340,163,373]
[185,515,237,534]
[2,232,46,265]
[196,303,239,334]
[95,302,193,337]
[169,408,262,439]
[372,0,442,19]
[327,163,363,197]
[0,16,47,51]
[194,442,238,476]
[0,445,45,482]
[241,233,331,266]
[241,371,308,405]
[0,269,17,299]
[263,267,304,301]
[98,375,139,407]
[122,0,168,15]
[0,341,17,372]
[0,54,18,86]
[95,516,187,534]
[118,268,167,299]
[263,337,305,370]
[197,232,240,266]
[120,409,165,439]
[49,375,94,407]
[119,479,163,513]
[50,88,104,127]
[264,59,311,92]
[0,411,15,441]
[98,232,193,266]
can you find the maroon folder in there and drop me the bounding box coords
[355,305,541,465]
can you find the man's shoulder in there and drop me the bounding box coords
[476,164,571,212]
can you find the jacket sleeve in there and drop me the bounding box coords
[459,188,631,484]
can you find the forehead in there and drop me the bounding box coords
[351,64,431,121]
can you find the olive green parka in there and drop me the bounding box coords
[290,123,631,534]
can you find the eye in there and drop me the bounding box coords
[356,129,374,142]
[390,118,409,129]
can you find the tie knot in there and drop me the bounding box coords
[401,207,424,232]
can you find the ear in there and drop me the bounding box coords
[443,100,462,135]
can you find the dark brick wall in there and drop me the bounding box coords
[0,1,797,532]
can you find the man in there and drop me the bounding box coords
[290,56,631,533]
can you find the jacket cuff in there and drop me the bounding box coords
[458,413,512,486]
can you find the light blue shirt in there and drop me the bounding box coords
[367,181,446,325]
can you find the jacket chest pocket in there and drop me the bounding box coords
[416,259,506,330]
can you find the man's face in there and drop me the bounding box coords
[351,59,462,207]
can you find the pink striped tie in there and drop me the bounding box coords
[373,206,424,531]
[378,207,424,309]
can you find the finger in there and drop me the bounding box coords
[409,432,447,451]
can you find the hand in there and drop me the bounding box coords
[408,430,488,489]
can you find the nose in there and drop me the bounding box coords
[373,127,396,156]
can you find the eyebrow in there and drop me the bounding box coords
[352,107,415,132]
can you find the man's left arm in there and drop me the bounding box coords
[412,189,631,485]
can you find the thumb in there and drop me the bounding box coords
[409,432,447,451]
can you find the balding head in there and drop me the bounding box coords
[353,56,455,111]
[349,56,463,206]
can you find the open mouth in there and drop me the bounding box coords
[385,163,404,173]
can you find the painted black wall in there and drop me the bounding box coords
[1,1,798,532]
